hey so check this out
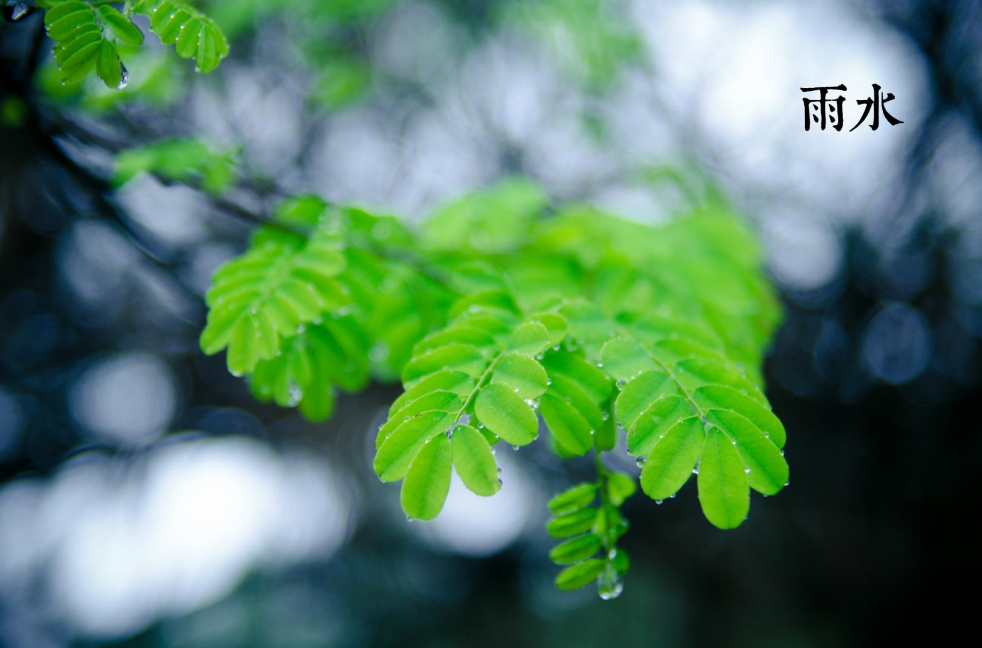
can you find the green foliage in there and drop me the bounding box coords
[547,462,634,599]
[113,138,236,193]
[35,0,227,89]
[200,179,789,597]
[203,196,454,421]
[134,0,228,73]
[505,0,644,92]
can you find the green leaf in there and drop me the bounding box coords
[695,384,786,448]
[389,370,474,416]
[97,5,144,46]
[605,471,637,506]
[538,391,593,456]
[44,1,89,27]
[95,40,122,89]
[401,433,452,521]
[555,559,605,591]
[492,353,549,399]
[374,411,452,482]
[613,370,675,429]
[473,383,538,447]
[509,321,550,356]
[672,357,765,405]
[401,344,486,385]
[414,326,496,356]
[548,373,605,433]
[377,391,462,448]
[534,313,568,346]
[627,395,692,457]
[708,410,788,496]
[547,507,598,538]
[550,534,602,565]
[541,351,612,403]
[610,548,630,575]
[451,425,500,496]
[600,337,657,382]
[698,426,750,529]
[548,483,597,515]
[639,417,704,501]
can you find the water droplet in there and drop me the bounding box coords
[10,3,28,20]
[636,456,647,468]
[655,499,664,505]
[369,343,389,363]
[287,384,303,406]
[117,63,129,89]
[744,468,751,474]
[497,477,503,488]
[616,379,627,389]
[598,562,623,601]
[601,411,609,421]
[512,445,520,451]
[406,516,414,523]
[497,466,503,474]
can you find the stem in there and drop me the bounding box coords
[450,352,504,427]
[613,322,708,422]
[594,448,613,554]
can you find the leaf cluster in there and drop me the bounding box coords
[200,179,789,597]
[34,0,227,89]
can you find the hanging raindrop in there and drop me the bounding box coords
[117,63,129,90]
[597,562,623,601]
[10,3,29,20]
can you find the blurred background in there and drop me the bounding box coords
[1,0,980,646]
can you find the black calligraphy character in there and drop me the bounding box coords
[849,83,903,131]
[801,85,847,131]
